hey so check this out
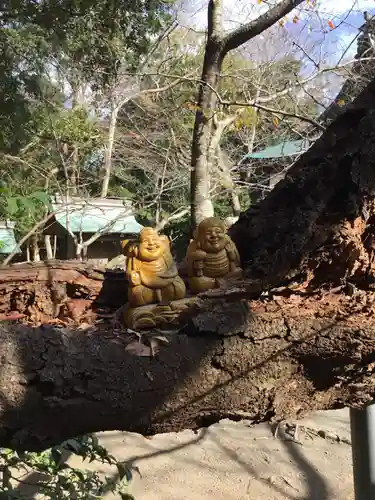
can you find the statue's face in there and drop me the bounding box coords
[200,225,226,253]
[139,230,164,261]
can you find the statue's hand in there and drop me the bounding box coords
[225,241,236,256]
[194,260,204,276]
[130,271,142,286]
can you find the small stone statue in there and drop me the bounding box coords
[122,227,190,329]
[185,217,243,294]
[125,227,186,307]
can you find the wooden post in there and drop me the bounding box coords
[350,403,375,500]
[53,235,57,258]
[44,235,53,260]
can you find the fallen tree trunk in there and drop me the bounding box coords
[1,292,374,451]
[2,76,375,452]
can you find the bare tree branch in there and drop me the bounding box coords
[156,208,190,231]
[221,100,325,129]
[222,0,305,55]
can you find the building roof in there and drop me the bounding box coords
[0,221,20,254]
[52,195,143,235]
[243,139,310,160]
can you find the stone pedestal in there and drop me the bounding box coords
[123,297,198,330]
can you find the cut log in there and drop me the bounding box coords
[0,293,374,451]
[0,260,127,322]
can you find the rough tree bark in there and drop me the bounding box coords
[0,261,126,322]
[1,295,374,451]
[190,0,305,226]
[229,72,375,293]
[2,75,375,452]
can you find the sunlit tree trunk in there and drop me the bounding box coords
[190,0,305,228]
[101,100,119,198]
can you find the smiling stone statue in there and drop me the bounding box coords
[125,227,186,307]
[185,217,243,294]
[122,228,190,329]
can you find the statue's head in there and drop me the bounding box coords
[138,228,166,262]
[196,217,227,253]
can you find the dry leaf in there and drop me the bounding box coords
[153,335,169,344]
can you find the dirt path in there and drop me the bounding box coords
[85,409,353,500]
[13,408,353,499]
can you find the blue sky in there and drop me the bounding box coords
[176,0,375,105]
[179,0,375,63]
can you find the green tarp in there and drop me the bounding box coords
[243,139,310,160]
[53,200,143,235]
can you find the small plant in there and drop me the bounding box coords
[0,434,135,499]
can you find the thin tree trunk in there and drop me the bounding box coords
[247,106,259,155]
[190,0,305,228]
[101,102,119,198]
[53,235,57,258]
[231,190,241,216]
[243,107,259,201]
[70,147,78,195]
[31,235,40,262]
[190,43,222,226]
[44,235,53,260]
[217,145,241,217]
[75,243,82,261]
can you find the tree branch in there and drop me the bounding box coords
[2,212,57,267]
[155,208,190,231]
[139,70,198,97]
[222,0,305,55]
[223,101,325,129]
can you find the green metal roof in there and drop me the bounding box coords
[0,226,19,254]
[243,139,310,160]
[53,199,143,235]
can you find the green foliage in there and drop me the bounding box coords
[164,216,191,261]
[0,188,50,235]
[0,0,178,241]
[0,22,63,153]
[50,108,104,161]
[1,0,173,89]
[0,434,134,499]
[0,0,320,243]
[213,189,251,219]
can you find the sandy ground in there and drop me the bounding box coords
[15,408,354,499]
[87,409,353,500]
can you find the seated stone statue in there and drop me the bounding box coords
[124,227,186,308]
[185,217,243,294]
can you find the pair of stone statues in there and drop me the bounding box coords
[122,217,242,329]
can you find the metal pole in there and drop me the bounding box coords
[350,403,375,500]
